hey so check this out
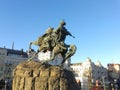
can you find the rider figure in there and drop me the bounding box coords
[52,20,75,52]
[54,20,75,42]
[40,27,54,52]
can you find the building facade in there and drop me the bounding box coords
[108,64,120,73]
[0,47,28,80]
[107,64,120,79]
[70,58,108,89]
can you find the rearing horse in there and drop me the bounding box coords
[29,21,76,65]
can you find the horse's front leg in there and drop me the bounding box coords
[59,53,66,66]
[49,51,55,61]
[61,58,65,65]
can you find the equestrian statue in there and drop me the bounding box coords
[29,20,77,65]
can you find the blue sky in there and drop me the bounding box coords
[0,0,120,67]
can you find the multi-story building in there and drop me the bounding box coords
[108,64,120,73]
[70,58,108,89]
[70,63,82,80]
[0,47,28,79]
[107,64,120,79]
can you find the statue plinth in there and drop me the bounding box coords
[12,60,80,90]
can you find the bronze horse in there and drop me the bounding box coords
[29,21,76,65]
[29,38,76,64]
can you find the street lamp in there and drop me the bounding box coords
[5,79,8,90]
[102,76,106,90]
[88,67,92,90]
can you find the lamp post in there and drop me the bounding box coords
[88,67,92,90]
[5,79,7,90]
[102,76,106,90]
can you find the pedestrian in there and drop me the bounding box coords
[77,80,81,90]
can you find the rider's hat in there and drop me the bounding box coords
[60,20,66,26]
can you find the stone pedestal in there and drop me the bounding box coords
[12,61,80,90]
